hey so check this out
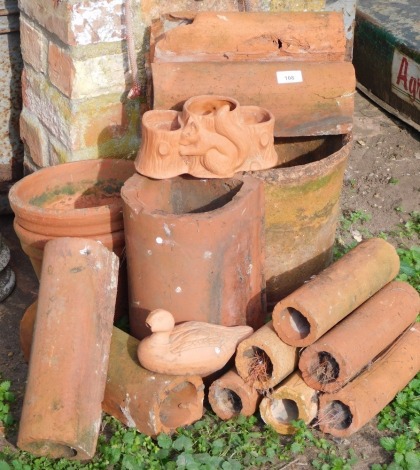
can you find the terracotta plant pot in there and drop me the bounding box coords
[253,133,352,306]
[122,173,266,339]
[135,95,277,179]
[299,281,419,392]
[20,304,205,437]
[17,238,119,460]
[9,158,134,318]
[9,159,134,236]
[208,368,261,420]
[259,371,318,435]
[318,323,420,437]
[235,321,298,391]
[272,238,400,347]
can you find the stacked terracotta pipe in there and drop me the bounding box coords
[215,238,419,437]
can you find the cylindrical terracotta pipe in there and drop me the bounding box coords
[103,327,205,436]
[318,323,420,437]
[272,238,400,347]
[17,238,119,460]
[122,173,266,339]
[259,371,318,435]
[208,368,261,420]
[299,281,419,392]
[235,321,298,390]
[19,303,205,437]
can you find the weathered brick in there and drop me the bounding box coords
[19,0,125,46]
[19,108,49,167]
[48,43,75,97]
[22,67,76,148]
[48,45,127,99]
[19,18,47,73]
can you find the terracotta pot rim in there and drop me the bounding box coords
[13,218,125,246]
[9,159,134,224]
[253,133,352,183]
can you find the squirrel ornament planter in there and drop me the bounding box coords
[135,95,277,179]
[137,309,254,376]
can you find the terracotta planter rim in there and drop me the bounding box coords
[8,159,134,226]
[254,133,352,184]
[183,94,240,115]
[13,219,125,256]
[124,174,259,220]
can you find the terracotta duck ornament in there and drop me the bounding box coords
[137,309,254,376]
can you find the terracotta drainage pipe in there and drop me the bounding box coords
[17,238,119,460]
[103,327,205,436]
[20,304,205,437]
[299,281,419,392]
[272,238,400,347]
[259,371,318,435]
[122,173,266,339]
[235,322,298,391]
[318,323,420,437]
[208,368,261,420]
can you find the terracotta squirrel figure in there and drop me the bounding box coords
[179,104,250,176]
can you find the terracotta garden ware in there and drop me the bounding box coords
[208,368,261,420]
[272,238,400,347]
[20,305,205,438]
[121,173,266,339]
[19,301,37,362]
[235,321,298,391]
[152,11,347,63]
[17,237,119,460]
[137,309,253,376]
[318,323,420,437]
[103,327,205,437]
[252,133,352,306]
[259,371,318,435]
[8,158,134,236]
[135,95,277,179]
[9,158,134,319]
[299,281,419,393]
[150,12,355,137]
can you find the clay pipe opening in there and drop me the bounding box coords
[159,381,202,429]
[245,347,274,387]
[269,398,299,425]
[214,388,244,416]
[23,441,77,460]
[279,307,311,341]
[317,400,352,430]
[309,351,340,385]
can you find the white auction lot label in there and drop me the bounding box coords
[276,70,303,84]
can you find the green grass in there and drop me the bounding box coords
[0,212,419,469]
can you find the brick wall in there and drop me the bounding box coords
[18,0,269,171]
